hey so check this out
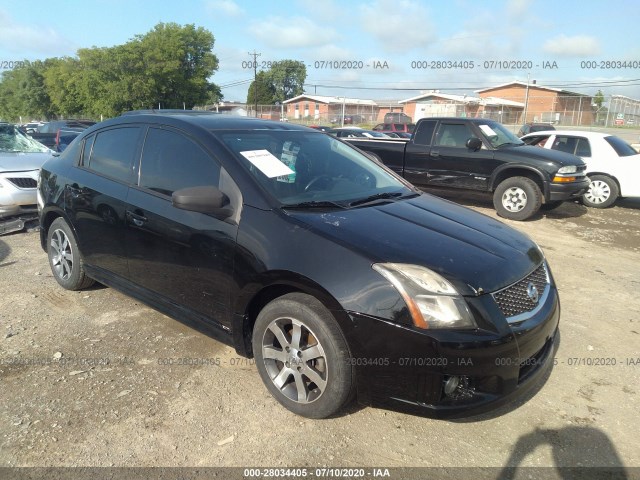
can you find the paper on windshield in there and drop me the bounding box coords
[240,150,295,178]
[479,125,498,137]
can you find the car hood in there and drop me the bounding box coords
[502,144,585,166]
[285,193,544,296]
[0,151,53,172]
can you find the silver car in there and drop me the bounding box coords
[0,123,54,233]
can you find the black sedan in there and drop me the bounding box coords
[38,112,559,419]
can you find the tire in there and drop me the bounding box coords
[47,218,95,290]
[252,293,354,419]
[493,176,542,221]
[540,200,563,211]
[583,175,619,208]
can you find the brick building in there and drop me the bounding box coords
[475,82,594,126]
[282,95,378,123]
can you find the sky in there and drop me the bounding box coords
[1,0,639,103]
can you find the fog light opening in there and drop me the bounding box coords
[443,376,460,396]
[443,375,474,400]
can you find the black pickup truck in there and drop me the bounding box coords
[346,117,590,220]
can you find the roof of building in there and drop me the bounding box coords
[399,92,482,104]
[283,94,378,106]
[475,81,591,97]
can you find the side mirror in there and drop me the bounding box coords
[466,137,483,151]
[172,186,233,218]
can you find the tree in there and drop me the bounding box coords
[594,89,605,109]
[0,61,55,121]
[246,71,276,105]
[269,60,306,103]
[244,60,306,106]
[0,22,221,120]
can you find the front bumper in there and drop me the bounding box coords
[0,171,39,219]
[344,285,560,418]
[548,177,590,201]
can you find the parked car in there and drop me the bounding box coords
[308,125,332,132]
[384,112,412,124]
[30,119,95,149]
[327,128,390,138]
[386,132,412,139]
[0,123,54,234]
[345,117,589,220]
[54,128,84,152]
[521,130,640,208]
[21,121,45,135]
[372,123,416,134]
[39,111,559,419]
[517,123,555,137]
[330,114,364,125]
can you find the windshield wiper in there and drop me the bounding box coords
[495,141,523,148]
[282,200,348,210]
[348,191,406,207]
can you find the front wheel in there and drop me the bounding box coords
[583,175,619,208]
[47,218,94,290]
[493,177,542,221]
[252,293,354,419]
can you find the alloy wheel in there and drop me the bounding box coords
[261,317,328,404]
[50,229,74,281]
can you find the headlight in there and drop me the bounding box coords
[557,165,577,174]
[373,263,476,330]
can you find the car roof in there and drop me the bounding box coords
[522,130,611,139]
[104,111,313,132]
[421,117,501,123]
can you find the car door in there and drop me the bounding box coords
[426,121,496,190]
[67,126,142,279]
[125,126,240,328]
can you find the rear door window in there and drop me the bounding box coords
[604,136,637,157]
[87,127,141,183]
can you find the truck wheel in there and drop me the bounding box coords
[493,177,542,221]
[252,293,354,419]
[583,175,618,208]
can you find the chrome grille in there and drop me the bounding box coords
[8,177,37,189]
[493,263,549,319]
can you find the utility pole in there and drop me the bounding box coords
[523,73,530,124]
[248,50,261,118]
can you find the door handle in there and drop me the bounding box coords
[430,150,440,157]
[126,210,148,227]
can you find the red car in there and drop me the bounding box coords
[372,123,416,134]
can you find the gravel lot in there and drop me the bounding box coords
[0,195,639,476]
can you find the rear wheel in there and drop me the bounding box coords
[493,177,542,221]
[583,175,618,208]
[252,293,354,419]
[47,218,94,290]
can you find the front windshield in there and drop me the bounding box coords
[216,130,413,206]
[477,121,524,148]
[0,124,51,153]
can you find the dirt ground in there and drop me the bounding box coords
[0,194,639,476]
